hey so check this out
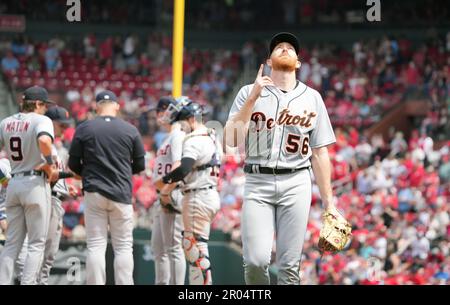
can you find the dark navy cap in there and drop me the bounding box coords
[45,106,73,125]
[269,32,300,55]
[22,86,55,103]
[95,90,118,103]
[152,96,177,112]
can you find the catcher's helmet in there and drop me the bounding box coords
[169,96,203,123]
[154,96,177,113]
[153,96,178,124]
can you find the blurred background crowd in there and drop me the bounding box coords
[0,0,448,285]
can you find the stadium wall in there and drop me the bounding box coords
[7,21,448,50]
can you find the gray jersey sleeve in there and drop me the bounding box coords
[182,137,202,161]
[0,159,11,179]
[0,123,3,150]
[35,115,55,140]
[170,130,185,163]
[309,90,336,148]
[51,146,70,196]
[228,85,251,120]
[215,137,224,161]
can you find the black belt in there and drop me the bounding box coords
[11,170,44,178]
[51,191,66,201]
[243,164,310,175]
[182,185,215,195]
[156,184,180,194]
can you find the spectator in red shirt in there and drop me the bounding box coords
[409,162,425,187]
[405,61,420,86]
[99,37,113,65]
[348,127,359,148]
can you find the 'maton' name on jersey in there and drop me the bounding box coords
[0,113,54,174]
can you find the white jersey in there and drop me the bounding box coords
[51,146,70,197]
[153,123,185,181]
[0,158,11,212]
[228,81,335,169]
[182,126,222,190]
[0,112,54,174]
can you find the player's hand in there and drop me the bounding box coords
[324,197,341,216]
[154,179,164,191]
[68,184,78,197]
[35,163,59,183]
[160,193,172,206]
[159,182,174,206]
[69,170,82,180]
[249,64,274,101]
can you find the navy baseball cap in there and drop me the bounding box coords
[152,96,177,112]
[95,90,118,103]
[45,106,73,125]
[23,86,55,103]
[269,32,300,55]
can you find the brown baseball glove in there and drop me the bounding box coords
[318,208,352,254]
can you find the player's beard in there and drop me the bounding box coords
[271,55,297,72]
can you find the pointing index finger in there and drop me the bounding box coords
[257,64,263,77]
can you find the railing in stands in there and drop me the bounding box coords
[332,175,354,196]
[0,70,18,118]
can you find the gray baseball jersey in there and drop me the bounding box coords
[228,81,336,168]
[182,126,222,190]
[15,147,67,285]
[151,123,186,285]
[0,188,5,215]
[228,80,336,285]
[51,146,69,197]
[153,123,185,181]
[180,126,222,285]
[0,113,54,174]
[0,159,11,215]
[0,112,53,285]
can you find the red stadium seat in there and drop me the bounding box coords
[88,80,97,88]
[47,78,58,90]
[74,79,85,89]
[101,80,110,88]
[19,69,29,77]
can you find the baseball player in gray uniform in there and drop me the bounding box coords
[151,96,186,285]
[16,106,77,284]
[0,86,59,285]
[0,159,12,245]
[155,97,222,285]
[224,32,338,285]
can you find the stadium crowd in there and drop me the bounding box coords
[2,31,448,131]
[0,30,448,284]
[1,0,448,28]
[213,32,449,284]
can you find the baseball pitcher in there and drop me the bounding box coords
[224,32,339,285]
